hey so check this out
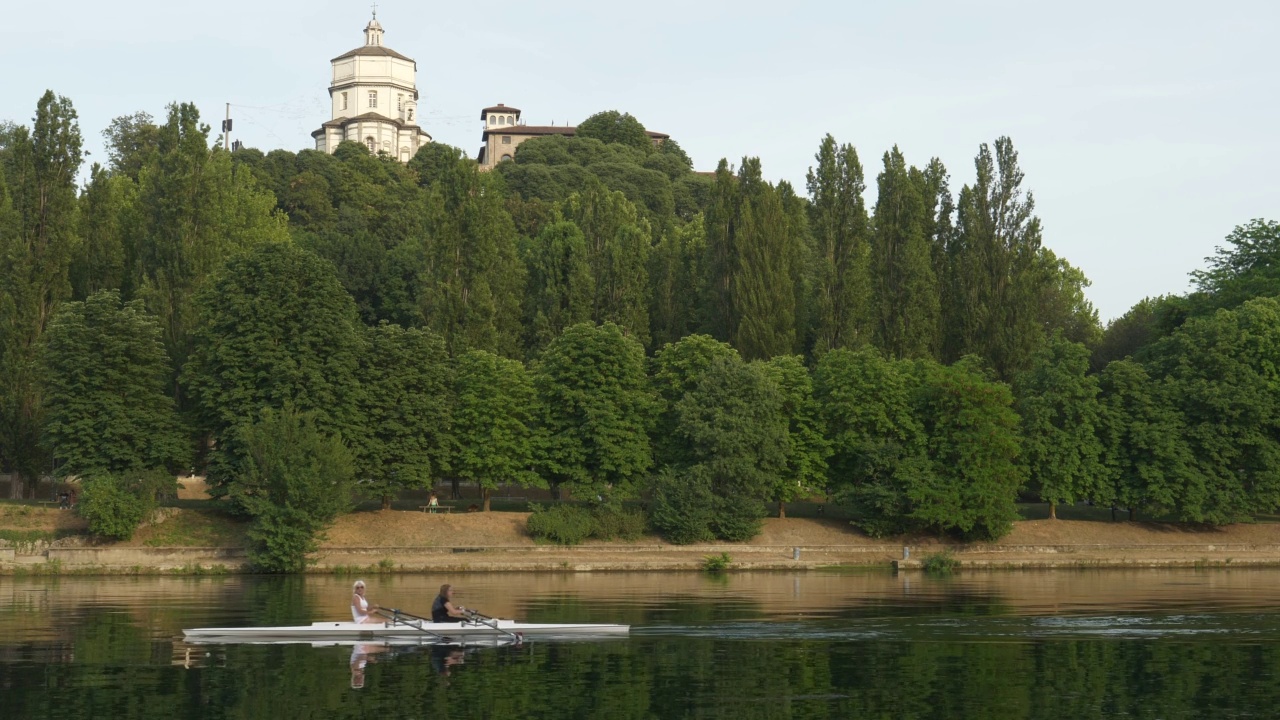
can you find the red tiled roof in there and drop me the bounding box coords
[481,125,670,140]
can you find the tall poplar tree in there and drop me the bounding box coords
[648,219,705,348]
[703,158,798,359]
[870,147,940,359]
[947,137,1046,377]
[0,91,82,497]
[421,165,525,357]
[521,220,594,353]
[563,181,651,345]
[805,135,871,353]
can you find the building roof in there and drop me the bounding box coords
[331,45,415,63]
[481,104,522,119]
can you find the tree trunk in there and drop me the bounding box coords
[1048,502,1057,520]
[483,487,491,513]
[778,502,786,519]
[450,477,460,500]
[381,494,391,511]
[1129,507,1136,522]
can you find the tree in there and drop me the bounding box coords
[232,407,356,573]
[0,91,83,497]
[648,219,706,348]
[672,356,787,539]
[534,323,654,499]
[1189,219,1280,314]
[574,111,653,153]
[452,350,542,511]
[70,164,128,299]
[101,111,160,180]
[1013,334,1105,519]
[130,102,289,389]
[806,135,871,353]
[1143,297,1280,524]
[946,137,1047,378]
[910,357,1025,539]
[563,182,651,345]
[184,243,364,498]
[761,355,830,517]
[521,220,594,353]
[870,147,940,359]
[420,164,525,357]
[704,158,798,359]
[649,334,739,466]
[40,290,188,478]
[352,323,452,510]
[1097,359,1192,520]
[813,349,924,536]
[1034,249,1102,349]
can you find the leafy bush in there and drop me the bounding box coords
[77,474,156,541]
[590,504,647,541]
[922,550,958,575]
[649,467,716,544]
[527,504,594,545]
[702,552,731,572]
[710,493,765,542]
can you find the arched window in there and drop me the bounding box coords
[500,154,512,162]
[489,114,496,124]
[407,108,414,121]
[365,137,376,153]
[508,116,514,125]
[499,116,506,126]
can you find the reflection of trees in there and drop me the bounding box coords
[6,635,1280,718]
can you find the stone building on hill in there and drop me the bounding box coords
[477,104,670,170]
[311,14,432,161]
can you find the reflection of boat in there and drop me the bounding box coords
[183,616,629,644]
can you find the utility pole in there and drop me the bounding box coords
[222,103,232,151]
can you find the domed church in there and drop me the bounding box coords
[311,13,432,161]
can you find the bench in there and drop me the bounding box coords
[420,505,452,514]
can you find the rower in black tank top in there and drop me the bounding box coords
[431,594,451,623]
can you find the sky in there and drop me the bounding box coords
[2,0,1276,321]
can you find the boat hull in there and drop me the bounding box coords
[183,619,629,642]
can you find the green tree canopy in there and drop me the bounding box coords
[0,90,83,496]
[534,322,654,499]
[184,242,364,496]
[352,323,452,509]
[452,350,543,510]
[40,290,188,478]
[233,407,356,572]
[761,355,831,516]
[1014,333,1105,518]
[574,110,653,152]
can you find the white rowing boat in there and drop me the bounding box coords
[183,617,629,643]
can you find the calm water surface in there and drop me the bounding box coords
[3,569,1280,719]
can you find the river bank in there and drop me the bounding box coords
[2,506,1280,573]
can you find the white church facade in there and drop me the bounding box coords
[311,15,431,162]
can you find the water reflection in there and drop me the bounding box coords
[4,570,1280,719]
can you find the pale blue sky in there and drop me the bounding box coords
[3,0,1276,321]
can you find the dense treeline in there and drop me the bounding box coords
[2,91,1279,565]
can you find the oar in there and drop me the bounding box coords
[376,608,450,642]
[463,609,521,641]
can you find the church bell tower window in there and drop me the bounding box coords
[341,92,348,111]
[369,91,378,109]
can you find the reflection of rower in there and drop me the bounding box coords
[349,642,386,689]
[430,645,466,677]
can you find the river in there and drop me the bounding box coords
[3,569,1280,719]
